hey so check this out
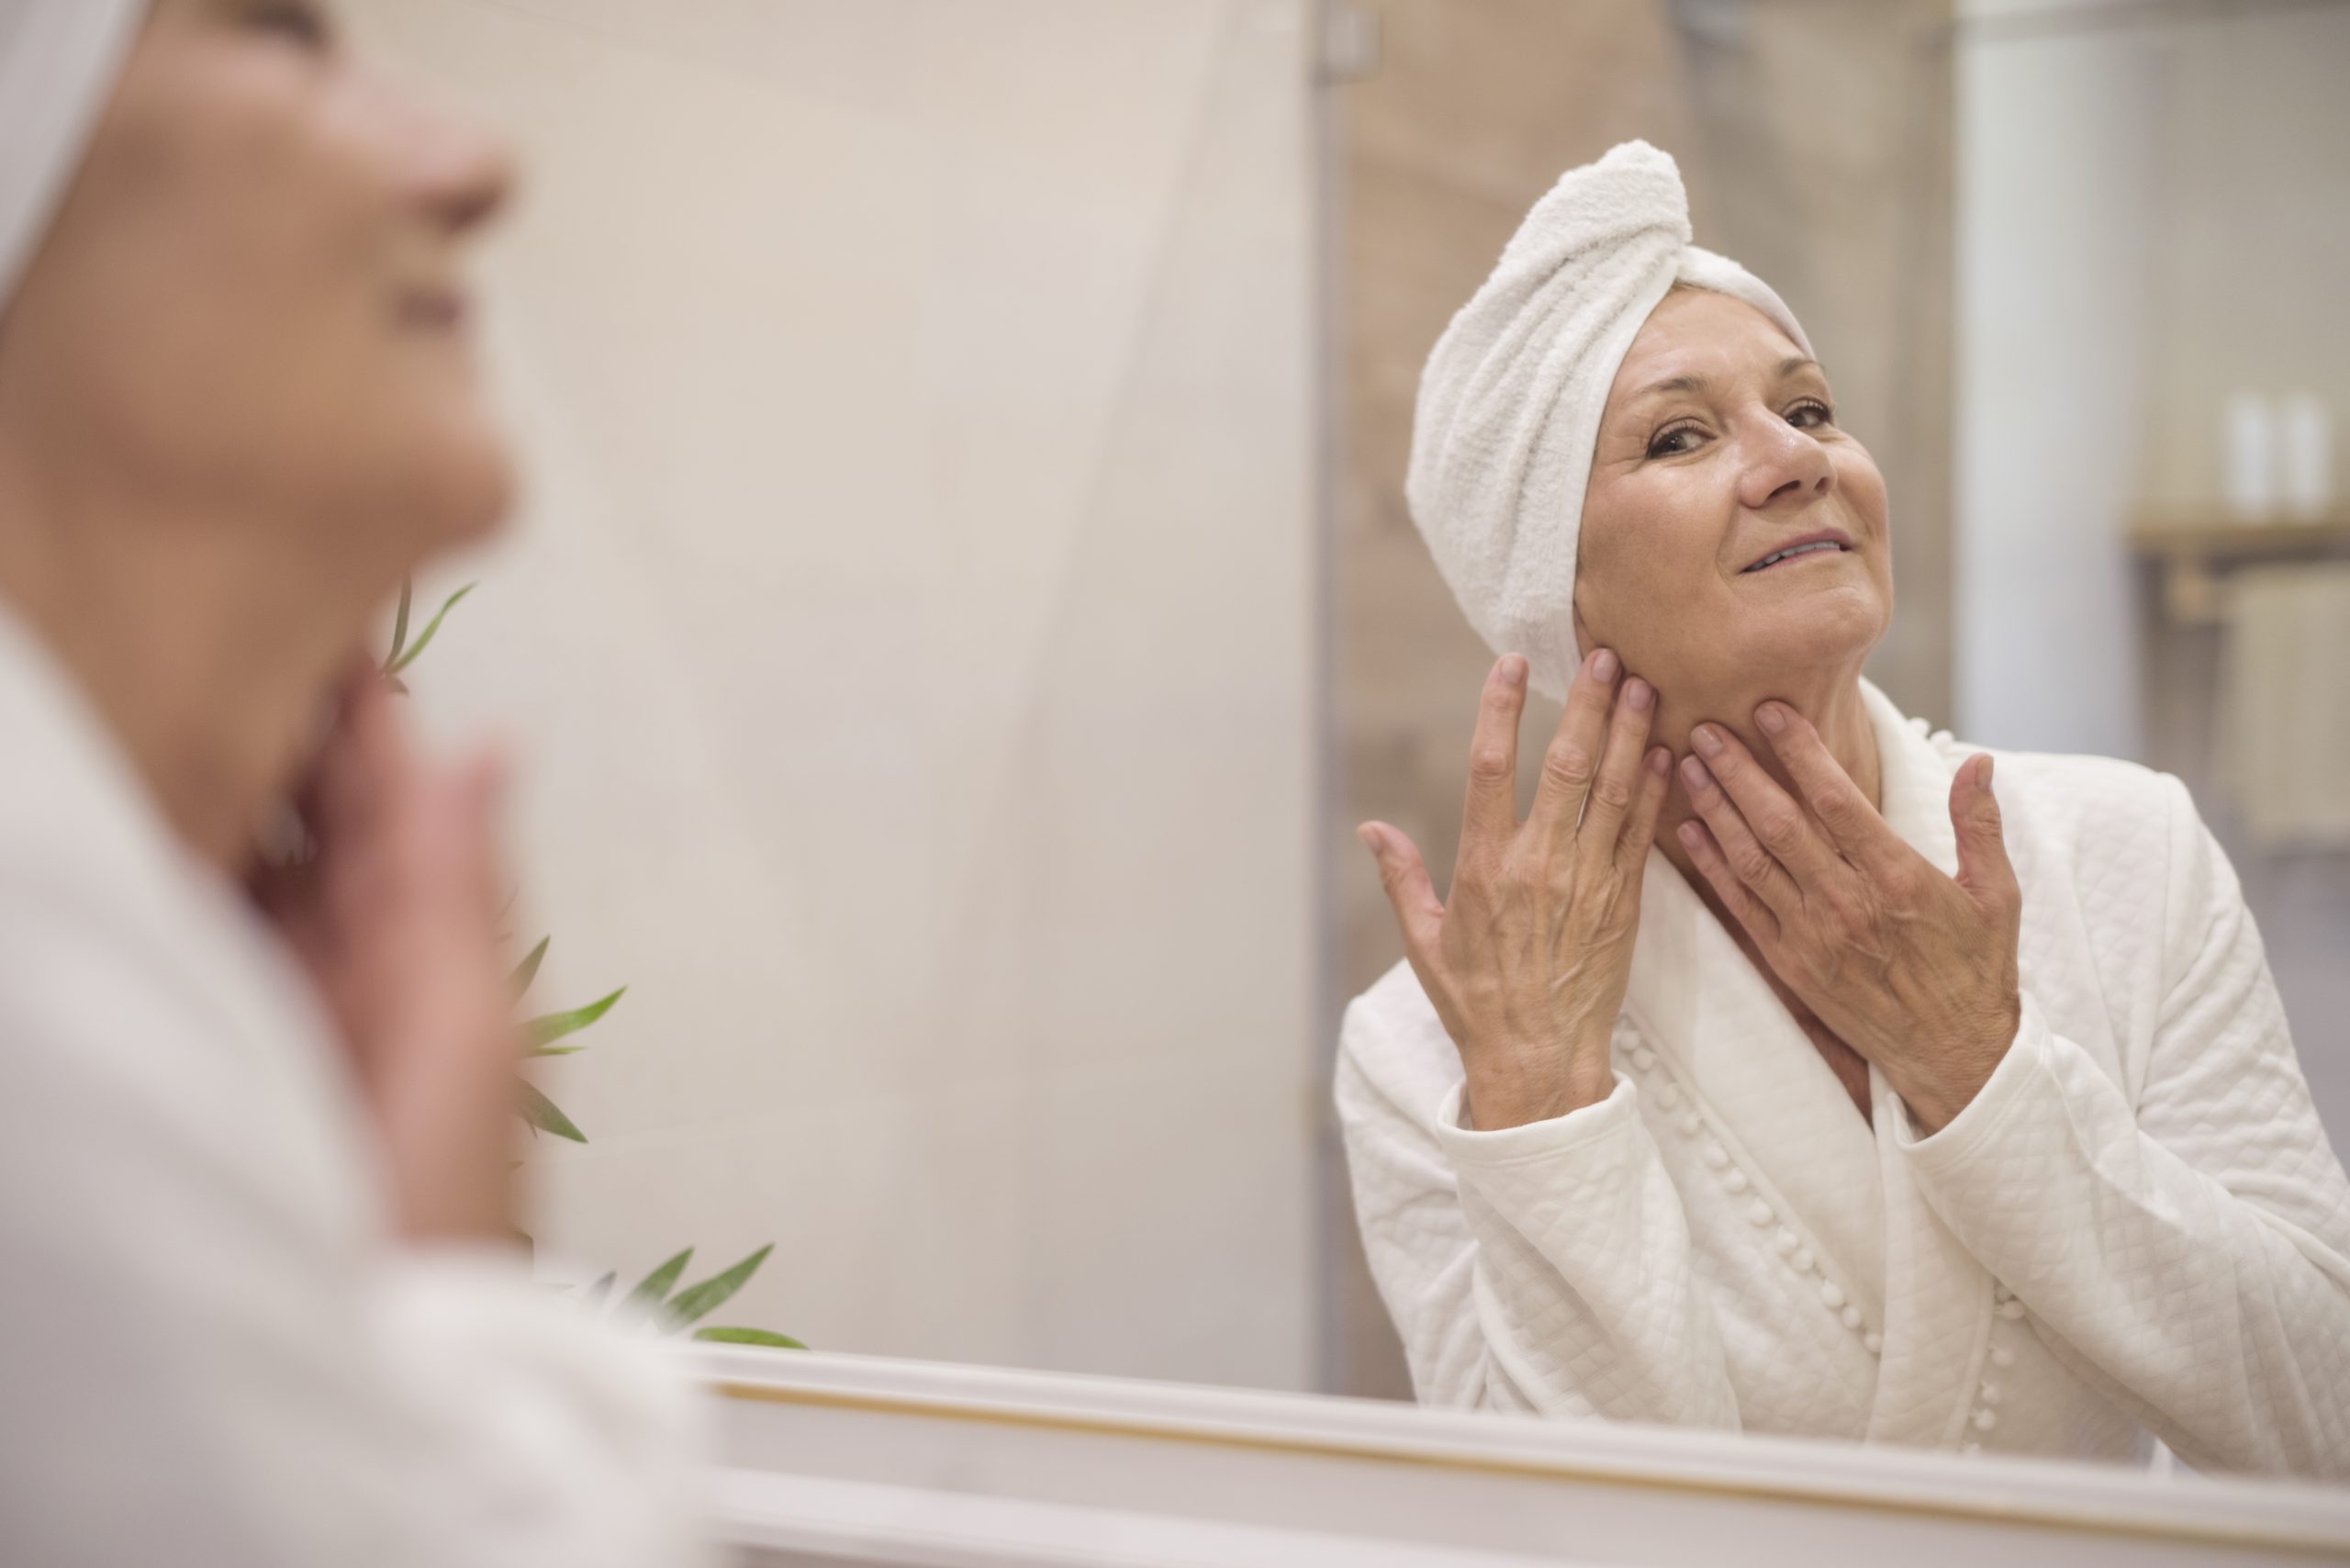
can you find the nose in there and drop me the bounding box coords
[397,91,517,240]
[1735,415,1834,512]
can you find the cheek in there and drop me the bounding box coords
[1573,469,1731,655]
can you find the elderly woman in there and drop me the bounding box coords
[1338,141,2350,1479]
[0,3,699,1562]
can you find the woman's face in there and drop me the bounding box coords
[1572,287,1893,702]
[1,0,516,566]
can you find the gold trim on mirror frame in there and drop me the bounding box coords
[714,1380,2346,1561]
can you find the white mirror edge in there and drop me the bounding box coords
[691,1345,2350,1567]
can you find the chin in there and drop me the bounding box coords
[1739,583,1888,678]
[396,406,519,550]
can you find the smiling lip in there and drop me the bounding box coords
[397,286,469,332]
[1740,530,1853,573]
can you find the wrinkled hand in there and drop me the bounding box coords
[252,660,522,1242]
[1359,651,1671,1130]
[1673,702,2021,1133]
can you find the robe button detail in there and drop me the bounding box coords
[1747,1198,1774,1226]
[1701,1142,1729,1170]
[1863,1332,1884,1356]
[1631,1047,1656,1073]
[1972,1409,1998,1433]
[1819,1281,1845,1310]
[1997,1298,2026,1320]
[1656,1083,1681,1111]
[1775,1228,1799,1256]
[1676,1113,1702,1138]
[1989,1345,2016,1369]
[1979,1383,2001,1406]
[1840,1305,1863,1330]
[1793,1248,1815,1273]
[1723,1170,1749,1193]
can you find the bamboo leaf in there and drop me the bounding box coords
[662,1244,772,1330]
[619,1248,694,1324]
[524,987,624,1048]
[386,582,476,675]
[691,1327,805,1350]
[526,1044,586,1058]
[519,1081,586,1142]
[579,1271,617,1312]
[509,935,550,1000]
[387,579,414,666]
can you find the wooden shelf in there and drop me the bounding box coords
[2127,513,2350,623]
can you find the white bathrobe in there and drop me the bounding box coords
[1337,682,2350,1480]
[0,608,710,1567]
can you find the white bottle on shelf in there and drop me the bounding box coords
[2279,392,2333,522]
[2224,391,2277,522]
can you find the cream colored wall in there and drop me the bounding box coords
[346,0,1320,1389]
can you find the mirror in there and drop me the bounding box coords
[345,0,2350,1485]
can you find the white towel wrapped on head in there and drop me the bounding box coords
[1405,140,1814,700]
[0,0,146,312]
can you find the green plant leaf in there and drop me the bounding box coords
[524,987,625,1048]
[663,1244,773,1330]
[579,1271,617,1312]
[509,935,550,1000]
[387,579,414,666]
[619,1248,694,1324]
[519,1081,586,1142]
[386,582,476,675]
[527,1044,586,1058]
[691,1327,805,1350]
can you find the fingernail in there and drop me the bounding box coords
[1498,655,1527,689]
[1755,702,1785,735]
[1592,649,1620,682]
[1625,677,1653,712]
[1647,745,1671,776]
[1356,823,1382,853]
[1677,821,1705,847]
[1978,754,1996,791]
[1691,724,1725,757]
[1682,755,1712,790]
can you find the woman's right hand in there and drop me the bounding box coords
[1358,649,1670,1130]
[254,661,523,1244]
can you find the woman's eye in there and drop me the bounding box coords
[1646,424,1704,459]
[1786,399,1834,431]
[247,2,333,50]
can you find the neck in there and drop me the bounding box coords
[0,453,384,877]
[1648,661,1882,886]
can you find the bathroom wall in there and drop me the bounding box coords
[1953,0,2350,1144]
[345,0,1322,1390]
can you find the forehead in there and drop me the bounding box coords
[1608,287,1805,398]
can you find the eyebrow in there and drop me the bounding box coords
[1627,356,1822,404]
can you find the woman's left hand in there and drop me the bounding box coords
[1673,702,2021,1134]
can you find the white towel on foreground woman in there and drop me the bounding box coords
[1337,685,2350,1479]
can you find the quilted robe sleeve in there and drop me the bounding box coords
[1336,1001,1741,1427]
[1897,775,2350,1481]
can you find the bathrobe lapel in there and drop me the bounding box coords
[1852,681,1998,1447]
[1621,681,1993,1447]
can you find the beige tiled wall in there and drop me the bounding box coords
[352,0,1322,1390]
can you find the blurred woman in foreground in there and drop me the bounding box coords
[0,2,701,1562]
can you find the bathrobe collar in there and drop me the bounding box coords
[1621,678,1994,1448]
